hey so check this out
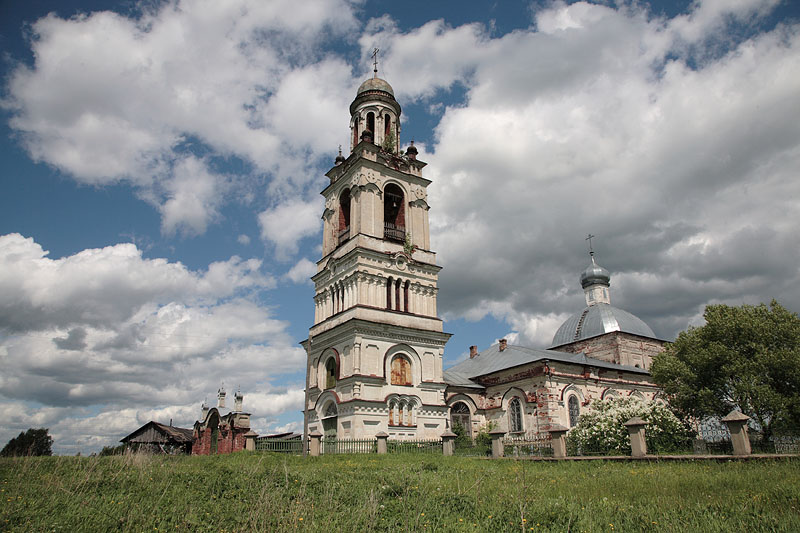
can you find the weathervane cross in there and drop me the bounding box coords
[586,234,595,255]
[372,48,380,76]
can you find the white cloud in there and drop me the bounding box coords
[4,0,358,240]
[0,234,305,453]
[237,234,251,245]
[285,258,317,284]
[159,156,226,236]
[258,198,323,259]
[369,1,800,345]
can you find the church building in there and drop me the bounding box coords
[302,67,665,442]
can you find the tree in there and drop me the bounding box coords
[651,300,800,436]
[1,428,53,457]
[566,397,692,455]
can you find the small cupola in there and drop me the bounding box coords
[349,49,401,154]
[581,254,611,306]
[334,146,345,166]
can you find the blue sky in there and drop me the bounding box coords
[1,0,799,454]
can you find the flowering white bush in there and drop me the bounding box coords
[566,397,692,455]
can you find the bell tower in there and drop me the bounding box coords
[302,66,451,443]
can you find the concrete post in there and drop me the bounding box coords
[244,430,258,452]
[441,430,457,456]
[309,430,322,457]
[490,428,506,459]
[548,424,569,459]
[624,417,648,457]
[722,410,752,456]
[376,432,388,455]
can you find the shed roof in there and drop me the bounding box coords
[121,421,193,444]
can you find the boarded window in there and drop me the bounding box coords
[509,397,523,433]
[390,356,412,386]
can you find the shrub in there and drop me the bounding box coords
[566,397,692,455]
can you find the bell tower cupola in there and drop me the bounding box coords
[350,49,401,154]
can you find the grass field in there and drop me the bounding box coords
[1,453,798,532]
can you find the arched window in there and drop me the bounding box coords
[366,112,375,133]
[508,397,523,433]
[391,356,412,386]
[338,189,351,246]
[383,184,405,242]
[386,277,393,309]
[325,358,337,389]
[403,280,409,313]
[451,402,471,438]
[568,395,580,427]
[353,118,359,148]
[384,113,391,138]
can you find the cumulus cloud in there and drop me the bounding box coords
[0,234,305,452]
[285,258,317,284]
[368,1,800,344]
[258,198,323,259]
[4,0,357,241]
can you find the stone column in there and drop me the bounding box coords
[722,410,752,456]
[548,424,569,459]
[353,338,362,375]
[441,430,457,456]
[309,430,322,457]
[624,417,648,457]
[376,432,388,454]
[490,428,506,459]
[244,430,258,451]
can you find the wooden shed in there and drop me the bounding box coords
[121,421,193,454]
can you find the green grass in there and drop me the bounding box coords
[1,454,799,532]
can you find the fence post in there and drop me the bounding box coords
[244,430,258,452]
[376,432,388,454]
[490,428,506,459]
[441,430,456,456]
[624,417,648,457]
[548,424,569,459]
[722,410,752,456]
[309,430,322,457]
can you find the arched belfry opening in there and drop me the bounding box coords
[384,183,405,242]
[384,113,391,138]
[366,112,375,135]
[338,188,351,246]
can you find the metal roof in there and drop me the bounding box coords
[357,77,395,97]
[550,303,657,348]
[443,342,649,388]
